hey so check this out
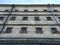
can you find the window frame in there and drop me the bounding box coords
[51,28,60,34]
[22,17,28,21]
[20,27,27,33]
[34,10,38,12]
[36,27,43,34]
[24,9,28,12]
[35,17,40,21]
[4,27,13,33]
[47,17,52,21]
[10,16,16,20]
[0,17,4,20]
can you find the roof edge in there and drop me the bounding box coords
[0,4,60,6]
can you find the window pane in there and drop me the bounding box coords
[4,27,12,33]
[5,10,9,12]
[15,10,18,12]
[10,17,16,20]
[35,17,40,21]
[53,10,58,12]
[36,27,43,34]
[0,17,4,20]
[43,10,47,11]
[51,28,59,34]
[58,17,60,20]
[34,10,38,12]
[47,17,52,21]
[20,27,27,33]
[24,10,28,12]
[22,17,28,21]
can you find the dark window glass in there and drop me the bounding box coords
[36,27,43,34]
[51,28,59,34]
[5,10,9,12]
[10,17,16,20]
[0,17,4,20]
[35,17,40,21]
[24,10,28,12]
[20,27,27,33]
[53,10,58,12]
[58,17,60,20]
[47,17,52,21]
[15,10,18,12]
[4,27,12,33]
[22,17,28,21]
[34,10,38,12]
[43,10,47,11]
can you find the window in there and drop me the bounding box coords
[24,10,28,12]
[58,17,60,20]
[20,27,27,33]
[47,17,52,21]
[34,10,38,12]
[35,17,40,21]
[15,10,18,12]
[43,9,52,12]
[22,17,28,21]
[10,17,16,20]
[51,28,59,34]
[5,10,9,12]
[4,27,12,33]
[36,27,43,34]
[0,17,4,20]
[53,10,58,12]
[43,10,47,12]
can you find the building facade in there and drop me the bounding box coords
[0,4,60,45]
